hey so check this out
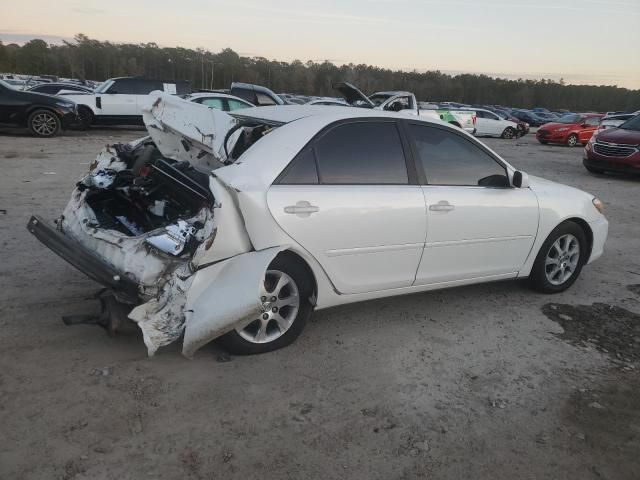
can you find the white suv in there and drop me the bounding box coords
[62,77,190,128]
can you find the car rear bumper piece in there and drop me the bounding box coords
[26,215,139,302]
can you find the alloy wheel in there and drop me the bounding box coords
[545,234,580,285]
[31,112,58,136]
[567,134,578,147]
[237,270,300,344]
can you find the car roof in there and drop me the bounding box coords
[372,91,412,97]
[230,104,444,125]
[186,92,249,101]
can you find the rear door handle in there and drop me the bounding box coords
[284,200,319,217]
[429,201,455,212]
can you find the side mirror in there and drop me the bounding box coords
[512,171,529,188]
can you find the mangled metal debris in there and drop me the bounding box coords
[28,92,285,358]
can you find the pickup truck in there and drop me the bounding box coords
[60,77,190,128]
[334,82,476,134]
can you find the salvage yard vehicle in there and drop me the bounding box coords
[463,108,519,138]
[61,77,191,128]
[334,82,477,134]
[584,113,640,175]
[184,92,254,111]
[27,82,93,95]
[0,79,77,137]
[27,94,608,358]
[536,113,604,146]
[230,82,287,106]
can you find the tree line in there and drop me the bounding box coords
[1,34,638,112]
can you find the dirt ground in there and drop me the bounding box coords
[1,126,639,480]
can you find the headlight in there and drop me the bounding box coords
[592,198,604,214]
[56,101,74,108]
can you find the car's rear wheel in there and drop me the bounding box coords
[28,109,61,137]
[501,127,516,139]
[529,221,587,293]
[538,139,548,145]
[216,255,313,355]
[566,133,579,147]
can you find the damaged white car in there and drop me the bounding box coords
[28,93,609,358]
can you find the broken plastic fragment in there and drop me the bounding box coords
[146,220,197,256]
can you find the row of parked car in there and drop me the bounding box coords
[1,75,638,177]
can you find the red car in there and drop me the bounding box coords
[583,114,640,175]
[536,113,604,146]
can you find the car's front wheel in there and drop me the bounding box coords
[28,109,61,137]
[501,127,516,139]
[566,133,579,147]
[529,221,587,293]
[216,255,313,355]
[77,106,93,130]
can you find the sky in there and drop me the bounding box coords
[1,0,639,88]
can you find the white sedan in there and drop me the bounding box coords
[471,108,519,138]
[28,93,608,358]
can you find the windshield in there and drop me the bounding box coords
[554,114,583,124]
[94,80,114,94]
[368,93,393,106]
[619,114,640,131]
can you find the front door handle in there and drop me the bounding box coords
[429,201,455,212]
[284,200,319,217]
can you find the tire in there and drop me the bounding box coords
[27,109,61,137]
[76,106,93,130]
[529,221,588,293]
[538,140,548,145]
[501,127,516,139]
[216,254,314,355]
[566,133,579,147]
[585,165,605,175]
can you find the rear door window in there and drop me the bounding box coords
[314,121,408,184]
[227,99,251,111]
[200,97,225,110]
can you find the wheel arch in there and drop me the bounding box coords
[24,105,61,124]
[564,217,593,261]
[276,249,319,305]
[449,120,461,128]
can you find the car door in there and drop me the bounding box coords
[405,122,539,285]
[97,78,139,116]
[267,119,427,294]
[483,111,504,136]
[474,110,491,136]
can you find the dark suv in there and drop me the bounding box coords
[584,114,640,175]
[0,79,77,137]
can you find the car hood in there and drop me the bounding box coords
[332,82,374,108]
[596,127,640,145]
